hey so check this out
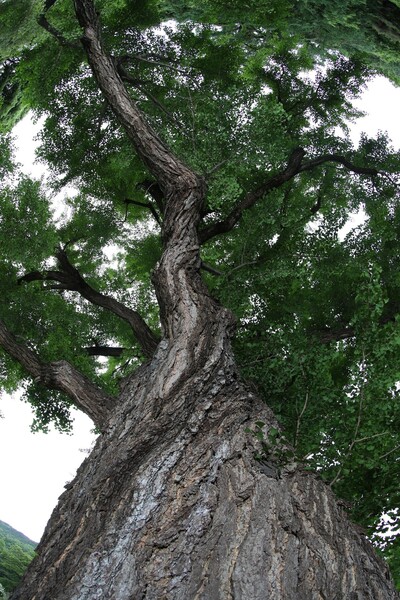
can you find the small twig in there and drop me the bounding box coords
[124,198,161,225]
[110,357,135,377]
[187,85,197,153]
[353,431,389,444]
[381,171,400,188]
[294,390,309,451]
[118,53,191,76]
[200,261,223,276]
[136,83,184,129]
[117,64,184,129]
[227,259,262,277]
[379,443,400,461]
[37,12,81,50]
[205,159,230,178]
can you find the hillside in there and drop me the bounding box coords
[0,520,36,594]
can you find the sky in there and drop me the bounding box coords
[1,75,400,544]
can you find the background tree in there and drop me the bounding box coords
[0,521,36,595]
[0,0,400,597]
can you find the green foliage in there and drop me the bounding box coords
[380,530,400,591]
[162,0,400,83]
[0,521,36,594]
[291,0,400,83]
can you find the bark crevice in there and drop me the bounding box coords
[12,363,397,599]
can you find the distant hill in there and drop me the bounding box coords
[0,520,37,594]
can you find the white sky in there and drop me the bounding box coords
[1,76,400,544]
[0,394,95,542]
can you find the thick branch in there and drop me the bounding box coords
[19,249,159,359]
[73,0,199,194]
[199,149,380,244]
[0,320,113,428]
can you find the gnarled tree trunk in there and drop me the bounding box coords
[11,132,398,600]
[11,308,398,598]
[8,1,400,598]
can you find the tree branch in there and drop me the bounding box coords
[199,148,306,243]
[19,248,160,359]
[124,198,161,225]
[37,1,81,50]
[199,148,381,244]
[298,154,379,177]
[200,261,223,276]
[73,0,200,194]
[0,320,113,429]
[85,345,126,357]
[316,327,356,344]
[314,314,397,344]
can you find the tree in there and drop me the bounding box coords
[0,521,36,595]
[0,583,9,600]
[0,0,400,597]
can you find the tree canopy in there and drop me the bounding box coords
[1,0,400,585]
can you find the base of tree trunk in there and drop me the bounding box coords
[11,356,398,599]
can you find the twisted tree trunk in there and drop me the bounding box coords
[11,172,398,600]
[11,312,398,598]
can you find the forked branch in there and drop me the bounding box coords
[19,248,160,359]
[199,149,380,244]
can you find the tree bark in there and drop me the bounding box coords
[10,139,399,600]
[11,344,398,599]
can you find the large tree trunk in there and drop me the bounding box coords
[11,184,398,599]
[11,334,398,599]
